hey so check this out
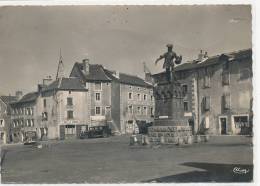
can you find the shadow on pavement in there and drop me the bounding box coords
[144,162,253,183]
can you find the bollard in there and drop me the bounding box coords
[160,136,165,144]
[205,135,210,142]
[143,135,150,145]
[129,135,136,146]
[177,137,184,146]
[195,135,201,143]
[187,136,193,144]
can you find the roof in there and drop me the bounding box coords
[16,92,39,104]
[43,77,87,92]
[0,96,17,105]
[104,69,153,88]
[72,63,111,82]
[173,48,252,72]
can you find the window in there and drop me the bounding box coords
[222,93,230,110]
[182,85,188,97]
[184,101,189,112]
[143,94,147,101]
[95,82,102,91]
[223,61,229,70]
[128,105,133,114]
[137,106,141,115]
[43,99,47,108]
[65,125,75,135]
[150,107,154,116]
[95,107,101,115]
[202,96,210,111]
[128,92,133,100]
[143,106,147,115]
[26,119,30,127]
[67,110,74,119]
[0,132,4,140]
[222,71,230,85]
[137,93,141,101]
[85,82,89,89]
[105,106,111,116]
[203,75,210,88]
[42,112,48,121]
[239,69,251,81]
[151,95,153,101]
[0,119,4,127]
[67,97,73,106]
[95,93,101,101]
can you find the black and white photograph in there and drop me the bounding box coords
[0,1,257,184]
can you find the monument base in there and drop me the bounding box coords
[148,126,193,144]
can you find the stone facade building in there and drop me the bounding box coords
[70,60,154,135]
[153,48,253,135]
[0,95,17,144]
[10,78,88,141]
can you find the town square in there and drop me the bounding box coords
[0,4,255,184]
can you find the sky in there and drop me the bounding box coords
[0,5,252,95]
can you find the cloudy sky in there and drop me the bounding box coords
[0,5,251,95]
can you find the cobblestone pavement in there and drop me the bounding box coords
[1,135,253,183]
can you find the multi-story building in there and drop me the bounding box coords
[0,95,17,144]
[70,59,154,135]
[154,48,253,135]
[10,92,39,142]
[39,77,89,140]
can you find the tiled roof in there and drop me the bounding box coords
[16,92,39,104]
[73,63,111,82]
[43,78,87,92]
[174,48,252,72]
[0,96,17,105]
[104,69,153,88]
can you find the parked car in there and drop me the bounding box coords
[79,126,111,139]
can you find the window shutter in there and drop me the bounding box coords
[224,93,230,109]
[203,96,210,111]
[222,71,230,85]
[205,116,210,128]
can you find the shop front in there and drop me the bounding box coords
[232,114,252,135]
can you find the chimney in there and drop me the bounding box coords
[43,75,52,86]
[145,73,153,83]
[82,59,90,75]
[204,51,208,58]
[115,70,120,78]
[198,50,203,61]
[15,91,23,100]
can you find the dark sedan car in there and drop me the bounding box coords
[79,126,111,139]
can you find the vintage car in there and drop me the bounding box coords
[79,126,111,139]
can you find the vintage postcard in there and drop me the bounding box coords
[0,1,256,185]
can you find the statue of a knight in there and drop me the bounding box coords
[155,44,182,82]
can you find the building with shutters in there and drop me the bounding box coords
[159,48,253,135]
[10,92,39,142]
[0,95,17,144]
[39,77,89,140]
[70,59,154,135]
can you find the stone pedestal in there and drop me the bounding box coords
[149,71,192,144]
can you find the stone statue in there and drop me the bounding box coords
[155,44,182,82]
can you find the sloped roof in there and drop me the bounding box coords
[43,77,87,92]
[104,69,153,88]
[174,48,252,72]
[16,92,39,104]
[0,96,17,105]
[72,63,111,82]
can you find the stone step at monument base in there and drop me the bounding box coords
[154,119,188,126]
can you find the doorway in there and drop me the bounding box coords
[220,117,227,135]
